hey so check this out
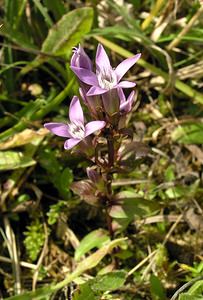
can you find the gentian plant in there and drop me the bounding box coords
[45,43,145,240]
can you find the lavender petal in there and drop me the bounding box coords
[71,45,92,70]
[115,53,141,82]
[64,138,81,150]
[117,81,136,88]
[120,90,135,113]
[69,96,84,125]
[71,66,98,85]
[87,86,107,96]
[96,44,111,71]
[117,88,126,105]
[85,121,106,137]
[44,123,71,137]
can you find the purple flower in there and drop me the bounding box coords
[44,96,106,150]
[71,44,141,96]
[118,88,136,114]
[71,44,92,71]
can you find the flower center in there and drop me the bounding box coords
[97,67,117,90]
[68,123,85,139]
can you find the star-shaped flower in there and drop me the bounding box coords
[44,96,106,150]
[71,44,141,96]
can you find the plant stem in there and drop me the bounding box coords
[105,129,115,239]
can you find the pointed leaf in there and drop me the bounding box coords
[75,229,110,261]
[20,7,94,74]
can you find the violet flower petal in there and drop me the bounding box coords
[85,121,106,137]
[71,66,98,86]
[87,86,107,96]
[117,81,136,88]
[44,123,71,137]
[64,138,81,150]
[120,90,135,113]
[117,88,126,105]
[115,53,141,82]
[69,96,84,125]
[96,44,111,71]
[71,45,92,70]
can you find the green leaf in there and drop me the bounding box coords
[150,274,166,300]
[5,238,126,300]
[109,191,159,219]
[91,271,126,292]
[187,280,203,295]
[20,7,94,74]
[0,151,36,171]
[73,282,98,300]
[42,7,93,56]
[75,229,110,261]
[179,294,203,300]
[171,123,203,144]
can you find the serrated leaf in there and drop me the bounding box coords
[75,229,110,261]
[0,151,36,171]
[91,271,126,292]
[171,123,203,144]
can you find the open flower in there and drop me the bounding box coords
[71,44,141,96]
[44,96,106,150]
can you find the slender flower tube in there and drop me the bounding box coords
[71,45,103,119]
[44,96,106,150]
[71,44,141,96]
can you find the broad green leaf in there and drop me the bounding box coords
[42,7,93,56]
[20,7,93,74]
[91,271,126,292]
[75,229,110,261]
[171,123,203,144]
[150,274,166,300]
[109,191,159,219]
[0,151,36,171]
